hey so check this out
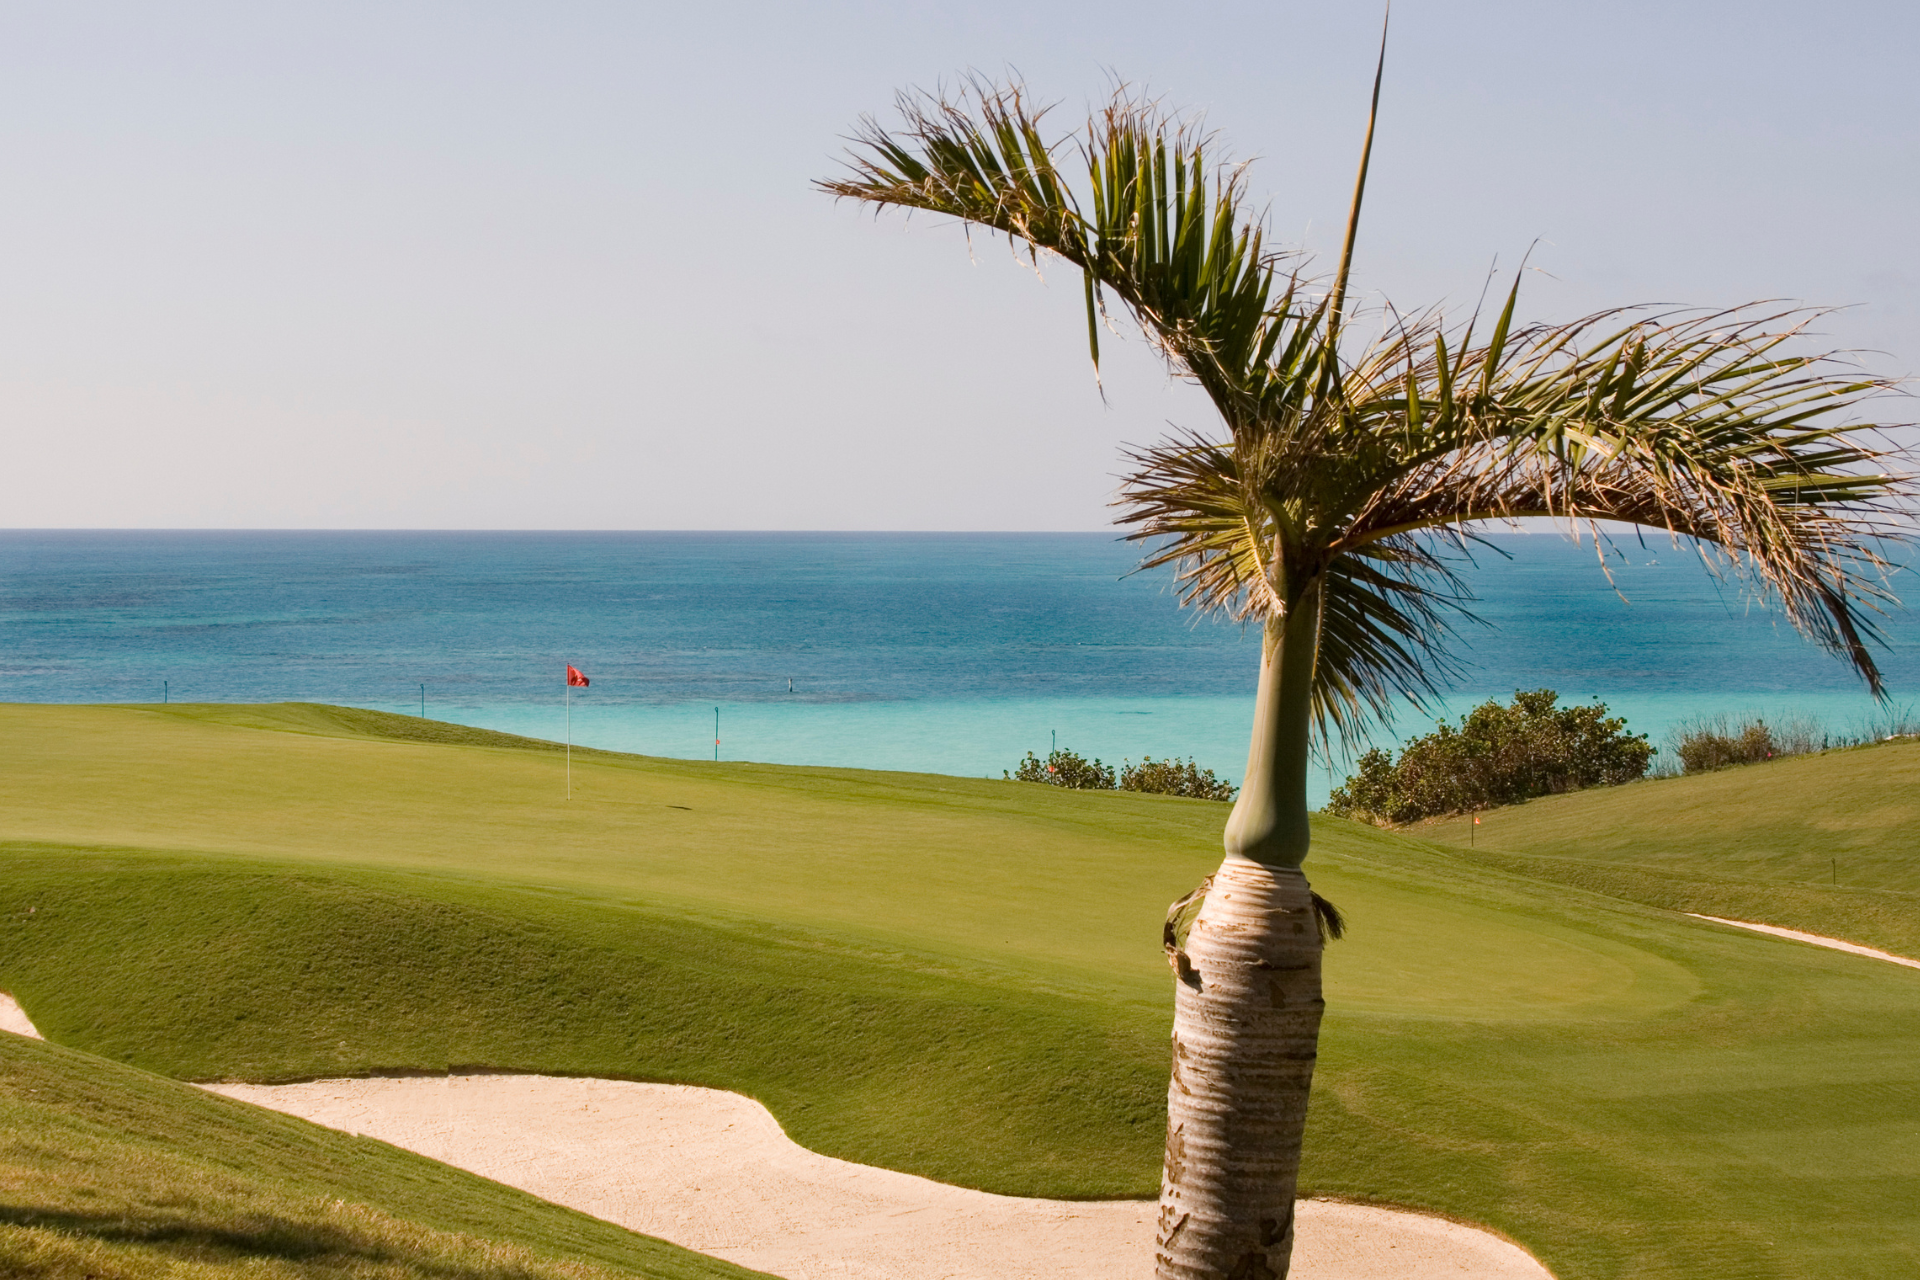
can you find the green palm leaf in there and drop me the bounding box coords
[821,78,1912,725]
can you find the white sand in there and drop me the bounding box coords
[0,992,42,1039]
[206,1073,1552,1280]
[1687,915,1920,970]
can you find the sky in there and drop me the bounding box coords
[2,0,1916,530]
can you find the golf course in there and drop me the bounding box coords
[4,701,1919,1278]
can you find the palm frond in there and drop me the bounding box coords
[823,78,1915,748]
[1334,305,1912,694]
[1118,429,1482,746]
[816,80,1297,385]
[1313,536,1477,744]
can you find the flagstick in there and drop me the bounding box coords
[565,677,572,801]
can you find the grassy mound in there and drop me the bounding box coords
[1414,738,1920,955]
[0,1031,761,1279]
[0,845,1166,1197]
[5,702,1920,1278]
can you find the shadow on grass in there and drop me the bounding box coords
[0,1202,581,1279]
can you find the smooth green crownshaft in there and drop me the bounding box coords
[1223,583,1321,868]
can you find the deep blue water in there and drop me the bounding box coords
[3,530,1915,804]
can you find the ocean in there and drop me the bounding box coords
[3,530,1915,807]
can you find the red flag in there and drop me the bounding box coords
[566,664,590,688]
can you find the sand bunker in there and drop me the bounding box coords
[1688,915,1920,970]
[0,992,42,1039]
[206,1073,1552,1280]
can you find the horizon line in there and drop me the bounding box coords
[0,525,1574,536]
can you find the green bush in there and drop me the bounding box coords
[1325,689,1653,824]
[1119,756,1237,802]
[1658,708,1920,776]
[1007,749,1236,800]
[1007,748,1116,790]
[1675,720,1777,773]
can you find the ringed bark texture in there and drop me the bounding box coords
[1156,856,1324,1280]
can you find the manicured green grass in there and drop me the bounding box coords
[1415,739,1920,955]
[0,1031,764,1279]
[1,845,1169,1197]
[5,703,1920,1278]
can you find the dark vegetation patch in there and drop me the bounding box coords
[1326,691,1653,824]
[1007,748,1237,800]
[1663,709,1920,776]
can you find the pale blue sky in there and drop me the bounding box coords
[2,1,1915,529]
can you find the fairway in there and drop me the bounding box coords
[5,703,1920,1278]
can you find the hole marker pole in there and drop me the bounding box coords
[715,707,720,762]
[566,674,572,801]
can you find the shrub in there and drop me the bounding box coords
[1650,707,1919,778]
[1666,712,1839,774]
[1119,756,1237,802]
[1325,689,1653,824]
[1006,749,1236,799]
[1673,719,1777,773]
[1007,748,1116,790]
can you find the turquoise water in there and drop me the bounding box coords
[3,530,1914,806]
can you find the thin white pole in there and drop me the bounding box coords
[566,678,572,800]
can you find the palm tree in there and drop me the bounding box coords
[817,54,1912,1280]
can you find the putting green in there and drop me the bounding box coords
[3,702,1701,1021]
[1315,876,1700,1021]
[4,702,1219,1000]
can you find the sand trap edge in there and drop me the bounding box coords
[1687,915,1920,970]
[203,1071,1557,1280]
[0,992,43,1039]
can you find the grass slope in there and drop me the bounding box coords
[5,704,1920,1278]
[1414,739,1920,955]
[1,846,1167,1196]
[0,1031,764,1279]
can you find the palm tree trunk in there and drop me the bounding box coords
[1157,589,1324,1280]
